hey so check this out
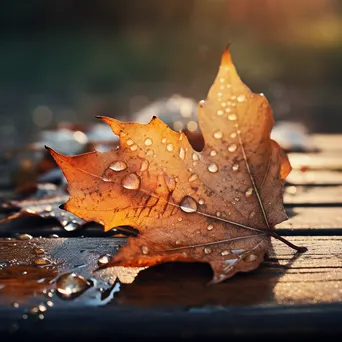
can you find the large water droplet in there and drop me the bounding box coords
[188,174,198,183]
[207,224,214,231]
[144,138,153,146]
[141,246,149,255]
[213,130,223,139]
[228,144,237,152]
[56,272,92,298]
[179,147,185,160]
[245,188,253,197]
[110,161,127,172]
[232,164,239,171]
[122,173,141,190]
[166,143,173,152]
[237,94,246,102]
[228,113,237,121]
[17,234,33,240]
[140,160,149,172]
[208,163,218,173]
[204,247,212,255]
[180,196,198,213]
[98,254,111,265]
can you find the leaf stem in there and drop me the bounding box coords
[263,229,307,253]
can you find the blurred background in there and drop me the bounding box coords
[0,0,342,150]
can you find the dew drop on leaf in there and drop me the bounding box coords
[217,109,224,116]
[166,143,173,152]
[192,152,199,161]
[130,145,138,151]
[210,150,217,157]
[208,163,219,173]
[179,147,185,160]
[228,113,237,121]
[122,173,141,190]
[97,254,111,265]
[221,250,230,256]
[110,161,127,172]
[17,234,33,240]
[237,94,246,102]
[144,138,153,146]
[161,137,167,144]
[198,199,205,205]
[230,132,237,138]
[245,254,257,262]
[213,130,223,139]
[232,164,239,171]
[204,247,212,255]
[140,160,149,172]
[179,196,198,213]
[207,224,214,231]
[141,245,149,255]
[126,139,134,146]
[245,187,253,197]
[228,144,237,152]
[188,174,198,183]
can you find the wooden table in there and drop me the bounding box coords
[1,134,342,341]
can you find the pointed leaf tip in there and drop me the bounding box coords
[221,45,233,66]
[96,116,121,135]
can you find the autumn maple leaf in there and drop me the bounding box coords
[47,47,306,284]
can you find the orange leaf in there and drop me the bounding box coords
[48,47,306,284]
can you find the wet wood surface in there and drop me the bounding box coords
[1,134,342,341]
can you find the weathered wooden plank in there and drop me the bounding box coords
[1,236,342,309]
[286,169,342,185]
[311,134,342,152]
[288,152,342,171]
[277,207,342,230]
[284,185,342,205]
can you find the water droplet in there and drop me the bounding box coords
[110,161,127,172]
[161,137,167,144]
[98,254,111,265]
[64,222,80,232]
[228,113,237,121]
[225,258,238,266]
[35,248,45,255]
[210,150,217,157]
[122,173,141,190]
[221,250,230,256]
[207,224,214,231]
[230,132,237,138]
[199,199,205,205]
[199,100,205,107]
[38,304,47,312]
[225,107,231,113]
[232,164,239,171]
[141,245,149,255]
[217,109,224,116]
[13,302,19,308]
[177,217,183,222]
[17,234,33,240]
[44,205,52,212]
[126,139,134,146]
[219,77,225,83]
[234,197,240,202]
[130,144,138,151]
[192,153,199,161]
[232,249,245,254]
[46,301,54,307]
[166,143,173,151]
[204,247,212,255]
[230,95,236,100]
[140,160,149,172]
[217,92,223,97]
[245,254,257,262]
[34,258,51,266]
[237,95,246,102]
[208,163,218,173]
[179,147,185,160]
[179,196,198,213]
[213,130,223,139]
[221,102,226,107]
[144,138,153,146]
[49,234,59,238]
[175,240,181,245]
[249,211,256,219]
[56,272,92,298]
[164,174,176,192]
[188,174,198,183]
[228,144,237,152]
[216,211,221,217]
[245,188,253,197]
